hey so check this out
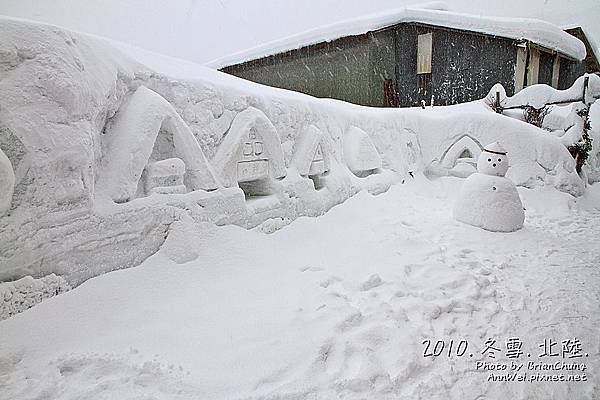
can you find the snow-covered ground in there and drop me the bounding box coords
[1,177,599,399]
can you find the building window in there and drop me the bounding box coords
[417,33,433,74]
[552,55,561,88]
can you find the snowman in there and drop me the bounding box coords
[453,142,524,232]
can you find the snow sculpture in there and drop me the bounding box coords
[440,135,482,177]
[98,86,219,203]
[0,148,15,215]
[476,142,509,176]
[343,127,382,177]
[142,158,187,195]
[212,107,286,189]
[292,125,331,189]
[453,142,525,232]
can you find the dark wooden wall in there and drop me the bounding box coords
[394,23,517,107]
[538,51,555,86]
[558,59,587,89]
[564,27,600,75]
[221,31,395,107]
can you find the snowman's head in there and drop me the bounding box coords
[477,142,509,176]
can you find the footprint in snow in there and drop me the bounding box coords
[336,311,363,331]
[300,266,324,273]
[361,274,383,291]
[319,276,341,288]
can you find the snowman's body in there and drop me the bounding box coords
[453,142,524,232]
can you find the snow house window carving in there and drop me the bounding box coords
[309,143,327,190]
[417,33,432,74]
[309,144,326,176]
[237,127,269,183]
[458,149,473,160]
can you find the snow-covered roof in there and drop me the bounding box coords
[207,5,586,69]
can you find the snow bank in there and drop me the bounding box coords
[207,5,586,68]
[0,17,586,299]
[0,274,70,320]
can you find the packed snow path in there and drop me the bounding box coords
[1,177,599,400]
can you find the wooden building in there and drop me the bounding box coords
[209,7,589,108]
[564,27,600,75]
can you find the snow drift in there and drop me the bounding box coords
[0,16,586,311]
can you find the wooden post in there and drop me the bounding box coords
[495,91,501,113]
[583,76,590,105]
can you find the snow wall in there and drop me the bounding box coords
[0,17,587,296]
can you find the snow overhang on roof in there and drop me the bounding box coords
[207,6,587,69]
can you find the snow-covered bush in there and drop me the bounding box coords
[485,76,600,178]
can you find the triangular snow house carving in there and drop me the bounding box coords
[292,125,331,177]
[0,147,15,215]
[212,107,286,188]
[441,135,483,168]
[97,86,219,202]
[343,127,382,176]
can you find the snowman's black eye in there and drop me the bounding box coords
[498,158,502,162]
[488,158,491,162]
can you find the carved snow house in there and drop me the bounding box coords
[212,107,286,198]
[343,127,382,177]
[97,86,219,203]
[210,6,588,107]
[292,125,331,190]
[440,136,483,177]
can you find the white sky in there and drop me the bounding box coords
[0,0,598,65]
